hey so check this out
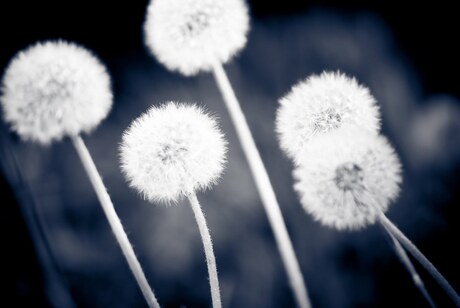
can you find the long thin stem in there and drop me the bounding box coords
[380,224,436,307]
[71,135,160,308]
[188,192,222,308]
[379,213,460,306]
[0,133,77,308]
[212,62,311,308]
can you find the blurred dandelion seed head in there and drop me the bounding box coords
[120,102,227,203]
[0,40,112,144]
[276,71,381,164]
[144,0,249,76]
[294,129,402,230]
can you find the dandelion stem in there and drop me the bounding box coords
[212,62,311,308]
[379,213,460,306]
[72,135,160,308]
[188,192,222,308]
[380,224,436,307]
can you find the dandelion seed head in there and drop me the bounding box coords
[144,0,249,76]
[120,102,227,203]
[276,71,381,164]
[294,129,402,230]
[1,41,112,144]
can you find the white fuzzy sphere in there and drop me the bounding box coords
[1,41,112,144]
[144,0,249,76]
[293,129,402,230]
[276,71,381,164]
[120,102,227,203]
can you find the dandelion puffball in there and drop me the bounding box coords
[276,71,381,164]
[293,129,402,230]
[144,0,249,76]
[1,41,112,144]
[120,102,227,203]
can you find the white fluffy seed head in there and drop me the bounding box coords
[144,0,249,76]
[293,129,402,230]
[1,40,113,144]
[120,102,227,203]
[276,71,381,164]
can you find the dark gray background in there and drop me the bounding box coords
[0,1,459,307]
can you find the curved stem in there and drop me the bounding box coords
[188,192,222,308]
[212,62,311,308]
[379,213,460,306]
[380,224,436,307]
[72,135,160,308]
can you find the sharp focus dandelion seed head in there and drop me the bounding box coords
[144,0,249,76]
[276,71,381,164]
[120,102,227,203]
[293,129,402,230]
[0,40,113,144]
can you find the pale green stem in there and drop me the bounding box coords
[381,224,436,307]
[188,192,222,308]
[212,62,311,308]
[379,213,460,306]
[72,135,160,308]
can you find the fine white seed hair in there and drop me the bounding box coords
[276,71,381,164]
[144,0,250,76]
[120,102,228,203]
[293,129,402,230]
[1,40,113,144]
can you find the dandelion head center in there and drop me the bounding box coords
[313,108,342,132]
[39,77,72,103]
[35,62,75,98]
[181,10,213,38]
[335,162,364,191]
[157,141,189,164]
[18,63,76,125]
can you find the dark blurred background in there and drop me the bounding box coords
[0,1,459,307]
